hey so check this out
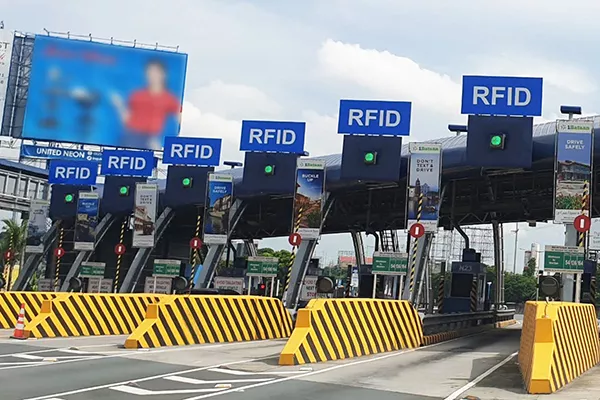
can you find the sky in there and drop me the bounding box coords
[3,0,600,271]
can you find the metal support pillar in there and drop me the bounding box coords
[60,213,116,292]
[403,233,433,304]
[244,239,258,257]
[119,207,175,293]
[562,224,578,302]
[492,219,503,308]
[194,200,247,289]
[13,220,60,291]
[499,223,505,304]
[350,230,366,266]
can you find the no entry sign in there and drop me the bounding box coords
[574,215,591,233]
[190,237,203,249]
[289,233,302,247]
[54,247,65,258]
[409,223,425,239]
[114,243,126,255]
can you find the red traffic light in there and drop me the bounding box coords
[259,284,266,290]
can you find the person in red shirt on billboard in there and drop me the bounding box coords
[111,59,182,150]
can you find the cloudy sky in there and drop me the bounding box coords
[3,0,600,271]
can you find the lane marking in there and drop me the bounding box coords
[12,354,44,360]
[0,343,117,358]
[110,385,226,395]
[164,376,273,384]
[0,361,44,366]
[442,351,518,400]
[207,367,305,376]
[24,357,271,400]
[59,349,91,355]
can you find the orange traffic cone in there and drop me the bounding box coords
[10,303,28,340]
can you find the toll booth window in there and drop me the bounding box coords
[450,273,473,298]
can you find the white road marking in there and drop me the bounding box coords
[58,349,91,355]
[442,351,519,400]
[110,385,226,395]
[164,376,273,384]
[0,343,117,358]
[0,361,44,366]
[12,354,44,360]
[207,367,305,376]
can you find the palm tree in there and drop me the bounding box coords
[0,219,28,261]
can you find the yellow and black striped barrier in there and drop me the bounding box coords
[519,301,600,394]
[24,293,163,338]
[124,295,294,349]
[0,292,57,329]
[279,299,423,365]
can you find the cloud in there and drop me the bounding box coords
[302,110,341,156]
[317,39,461,117]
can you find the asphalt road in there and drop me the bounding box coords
[0,322,537,400]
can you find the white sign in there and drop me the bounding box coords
[25,199,50,254]
[0,30,13,125]
[88,278,113,293]
[591,229,600,251]
[213,277,244,294]
[37,278,53,292]
[144,276,173,294]
[133,184,158,248]
[300,275,318,301]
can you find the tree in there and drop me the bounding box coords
[523,257,536,277]
[257,247,293,283]
[0,219,27,264]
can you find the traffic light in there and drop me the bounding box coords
[264,165,275,176]
[364,151,378,165]
[118,185,130,196]
[64,193,74,203]
[489,133,506,149]
[258,283,266,295]
[182,177,193,188]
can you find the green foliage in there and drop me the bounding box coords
[556,194,583,210]
[0,219,27,264]
[257,247,293,283]
[504,273,537,303]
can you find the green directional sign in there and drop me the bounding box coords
[247,256,279,277]
[80,262,106,278]
[544,245,585,273]
[372,252,409,275]
[153,259,181,277]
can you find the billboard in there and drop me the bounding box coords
[203,173,233,245]
[0,30,14,126]
[406,143,442,232]
[20,144,103,163]
[73,192,100,251]
[292,159,325,239]
[23,35,188,150]
[554,120,593,224]
[25,199,50,253]
[133,183,158,248]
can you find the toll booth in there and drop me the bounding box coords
[442,249,487,313]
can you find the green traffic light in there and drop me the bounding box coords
[119,186,129,196]
[364,152,375,163]
[490,135,502,146]
[264,165,274,175]
[182,177,192,187]
[64,194,74,203]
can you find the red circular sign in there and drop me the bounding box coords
[289,233,302,247]
[574,215,591,233]
[189,237,203,249]
[4,250,12,260]
[54,247,65,258]
[409,223,425,239]
[114,243,126,255]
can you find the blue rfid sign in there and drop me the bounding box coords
[20,144,103,163]
[461,75,543,116]
[100,149,155,177]
[48,160,98,185]
[337,100,412,136]
[240,120,306,154]
[162,136,222,166]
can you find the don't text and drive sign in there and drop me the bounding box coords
[240,120,306,154]
[337,99,412,136]
[544,245,585,273]
[162,136,222,166]
[49,160,98,185]
[461,75,543,116]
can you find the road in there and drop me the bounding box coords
[0,322,548,400]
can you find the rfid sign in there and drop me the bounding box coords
[163,137,222,166]
[240,120,306,154]
[461,75,543,116]
[337,100,412,136]
[100,149,155,177]
[49,160,98,185]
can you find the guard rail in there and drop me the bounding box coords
[422,309,515,335]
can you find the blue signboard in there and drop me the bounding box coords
[23,35,188,150]
[240,120,306,154]
[74,192,100,251]
[20,144,103,163]
[162,136,222,166]
[48,159,98,185]
[461,75,543,116]
[100,149,155,177]
[337,99,412,136]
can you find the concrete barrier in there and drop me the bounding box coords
[519,301,600,394]
[0,292,57,329]
[24,293,163,338]
[279,299,423,365]
[124,295,294,349]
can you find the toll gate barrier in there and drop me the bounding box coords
[124,295,294,349]
[24,293,164,338]
[0,292,57,329]
[519,301,600,394]
[279,299,423,365]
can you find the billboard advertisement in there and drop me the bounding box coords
[23,35,188,150]
[20,144,103,163]
[292,159,326,239]
[0,30,14,125]
[133,183,158,248]
[554,120,593,224]
[203,173,233,245]
[406,143,442,232]
[74,192,100,251]
[25,199,50,253]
